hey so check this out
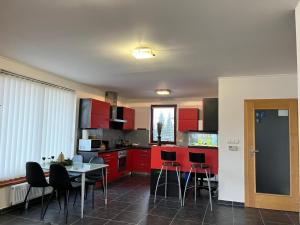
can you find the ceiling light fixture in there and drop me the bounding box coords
[132,47,155,59]
[156,89,171,96]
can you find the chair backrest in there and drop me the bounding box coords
[72,155,83,163]
[87,156,104,180]
[26,162,48,187]
[49,164,72,190]
[161,151,176,161]
[189,152,205,164]
[89,156,104,164]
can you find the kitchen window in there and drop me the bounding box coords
[151,105,177,144]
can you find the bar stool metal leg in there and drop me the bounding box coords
[165,166,168,199]
[154,165,164,204]
[183,167,192,206]
[205,169,212,211]
[175,166,182,206]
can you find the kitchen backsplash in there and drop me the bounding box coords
[77,128,189,149]
[78,128,150,148]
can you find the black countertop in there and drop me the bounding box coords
[78,146,151,154]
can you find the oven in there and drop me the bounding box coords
[118,150,127,172]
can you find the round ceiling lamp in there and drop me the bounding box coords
[132,47,155,59]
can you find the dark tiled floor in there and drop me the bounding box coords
[0,175,298,225]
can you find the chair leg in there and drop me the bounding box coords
[92,184,95,209]
[205,169,212,211]
[65,190,69,224]
[175,166,182,206]
[40,187,45,220]
[56,190,62,210]
[154,165,164,204]
[42,190,55,219]
[23,185,31,209]
[194,170,197,202]
[164,167,168,199]
[73,190,78,207]
[183,167,192,206]
[102,180,105,194]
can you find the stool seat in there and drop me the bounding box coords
[163,161,181,167]
[191,163,209,169]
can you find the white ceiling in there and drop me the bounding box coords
[0,0,298,99]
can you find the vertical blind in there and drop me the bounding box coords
[0,73,76,181]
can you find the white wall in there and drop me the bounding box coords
[218,74,298,203]
[0,56,109,209]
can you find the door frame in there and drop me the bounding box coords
[244,99,299,212]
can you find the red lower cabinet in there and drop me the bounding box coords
[99,152,118,183]
[128,149,151,173]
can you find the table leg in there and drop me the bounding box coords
[105,167,108,205]
[81,173,85,219]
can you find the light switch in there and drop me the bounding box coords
[228,145,239,151]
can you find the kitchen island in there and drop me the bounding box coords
[150,145,218,196]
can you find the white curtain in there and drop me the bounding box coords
[0,73,76,181]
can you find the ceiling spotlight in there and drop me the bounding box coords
[156,89,171,96]
[132,47,155,59]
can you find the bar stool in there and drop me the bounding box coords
[183,152,212,211]
[154,150,182,206]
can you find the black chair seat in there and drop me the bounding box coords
[191,163,210,169]
[71,182,82,189]
[69,172,81,181]
[162,161,180,167]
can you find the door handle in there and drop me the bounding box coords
[250,149,260,154]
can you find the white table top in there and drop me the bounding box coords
[41,162,109,173]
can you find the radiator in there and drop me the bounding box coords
[10,180,52,206]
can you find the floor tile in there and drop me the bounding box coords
[112,211,146,224]
[0,176,297,225]
[138,215,172,225]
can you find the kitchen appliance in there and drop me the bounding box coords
[118,150,127,172]
[79,139,109,151]
[105,91,126,123]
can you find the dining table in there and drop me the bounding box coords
[41,162,109,219]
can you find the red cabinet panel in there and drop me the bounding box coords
[128,149,151,173]
[151,146,218,175]
[123,107,135,130]
[99,152,118,183]
[179,108,199,120]
[80,99,110,129]
[178,108,199,132]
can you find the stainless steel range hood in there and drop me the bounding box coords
[105,91,127,123]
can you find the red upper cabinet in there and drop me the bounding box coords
[123,107,135,130]
[178,108,199,132]
[79,99,110,129]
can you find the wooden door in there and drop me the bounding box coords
[244,99,299,212]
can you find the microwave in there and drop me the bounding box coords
[79,139,102,151]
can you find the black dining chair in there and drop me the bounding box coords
[43,164,81,224]
[24,162,53,220]
[74,156,105,209]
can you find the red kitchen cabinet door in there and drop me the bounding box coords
[99,152,118,183]
[123,107,135,130]
[89,99,110,128]
[179,108,199,120]
[131,149,151,173]
[178,108,199,132]
[178,119,198,132]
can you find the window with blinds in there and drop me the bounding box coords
[0,73,76,181]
